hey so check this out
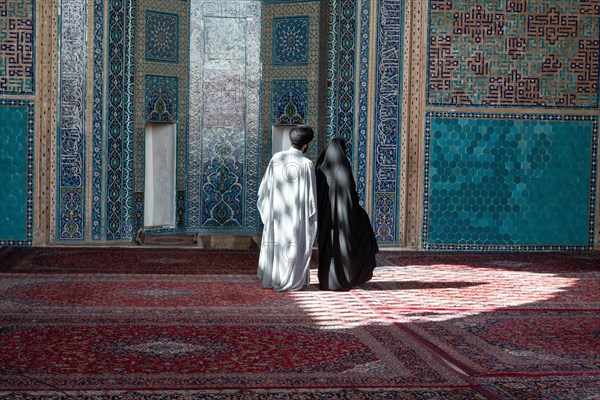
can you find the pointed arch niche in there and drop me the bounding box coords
[186,0,262,232]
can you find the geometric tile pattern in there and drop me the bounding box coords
[57,0,87,241]
[0,0,35,94]
[423,112,598,250]
[272,79,308,124]
[0,100,34,246]
[427,1,600,108]
[272,16,309,65]
[145,11,179,63]
[145,75,178,122]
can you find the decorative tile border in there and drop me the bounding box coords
[326,0,339,138]
[354,0,372,205]
[422,111,598,251]
[57,0,87,241]
[335,0,357,145]
[91,0,105,240]
[371,0,404,245]
[106,0,135,240]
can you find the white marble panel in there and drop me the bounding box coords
[144,123,177,229]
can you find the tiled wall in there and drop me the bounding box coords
[423,112,598,250]
[133,0,189,233]
[2,0,598,249]
[0,0,35,246]
[327,0,405,245]
[423,0,599,250]
[0,100,34,245]
[261,0,326,166]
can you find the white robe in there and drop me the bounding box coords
[257,148,318,291]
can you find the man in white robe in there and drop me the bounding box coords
[257,125,318,292]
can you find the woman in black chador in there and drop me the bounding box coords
[315,137,379,291]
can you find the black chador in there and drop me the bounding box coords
[315,137,379,291]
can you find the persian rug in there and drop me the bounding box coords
[0,248,598,399]
[0,247,260,274]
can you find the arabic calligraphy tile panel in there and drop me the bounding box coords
[57,0,87,241]
[0,0,34,95]
[427,0,600,108]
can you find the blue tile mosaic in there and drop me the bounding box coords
[201,128,245,228]
[146,11,179,63]
[272,79,308,124]
[92,0,105,240]
[371,0,404,245]
[106,0,135,240]
[146,75,178,122]
[272,16,309,65]
[423,112,598,250]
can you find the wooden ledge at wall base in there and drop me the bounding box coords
[133,229,259,250]
[197,233,259,250]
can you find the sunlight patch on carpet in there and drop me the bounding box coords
[288,265,579,328]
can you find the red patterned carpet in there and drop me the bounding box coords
[0,247,598,399]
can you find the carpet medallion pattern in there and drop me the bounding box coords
[0,248,598,399]
[1,272,465,391]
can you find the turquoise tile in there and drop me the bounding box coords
[424,114,597,249]
[0,105,29,241]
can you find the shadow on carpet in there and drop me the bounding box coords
[0,248,598,399]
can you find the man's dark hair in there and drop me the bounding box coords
[289,125,315,148]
